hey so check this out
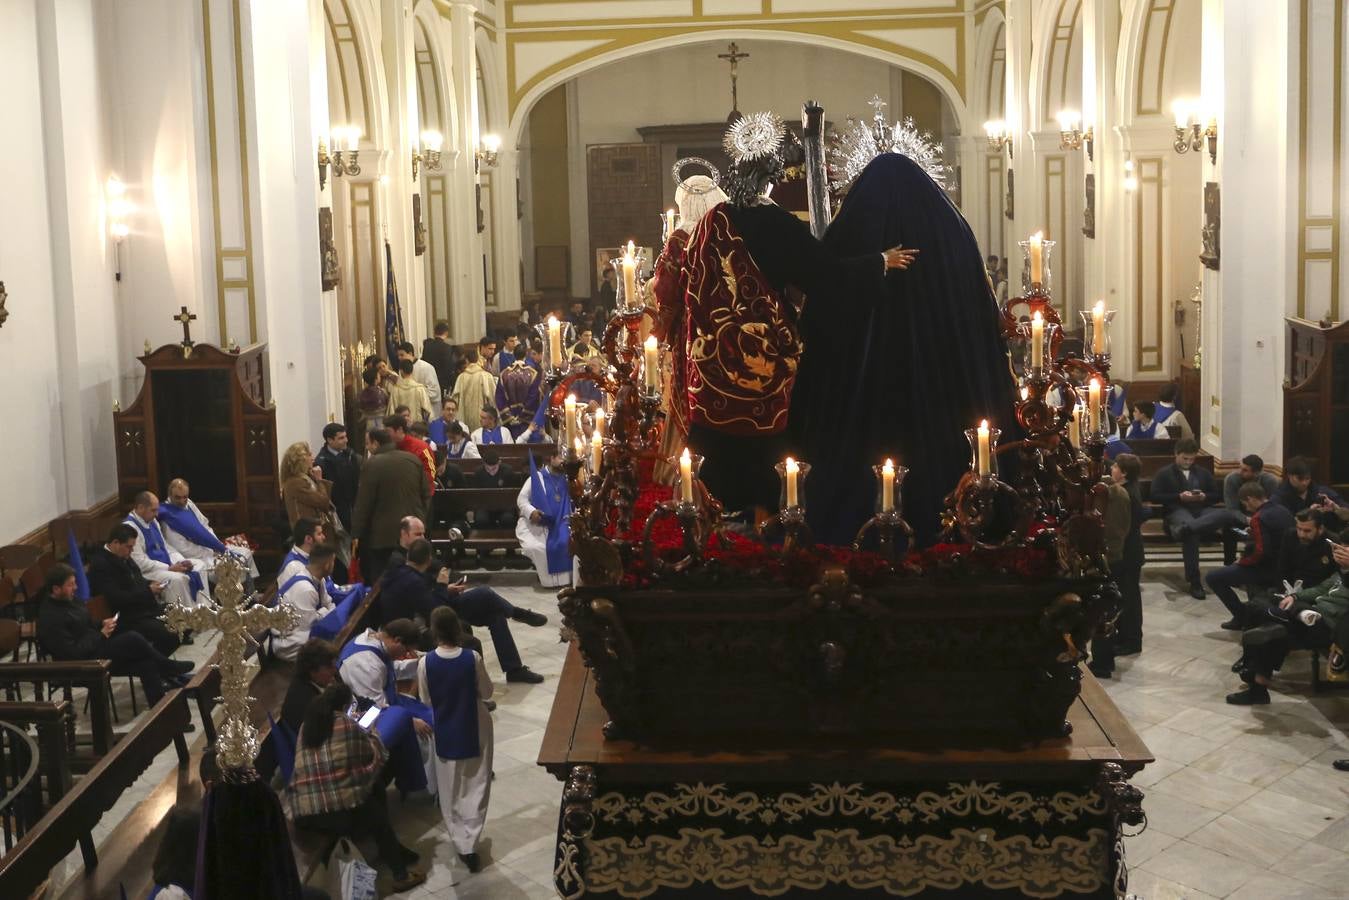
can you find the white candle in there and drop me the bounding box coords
[622,240,637,306]
[977,420,991,476]
[1029,231,1044,285]
[1071,404,1083,449]
[679,448,693,502]
[547,315,562,368]
[784,457,799,507]
[593,408,605,441]
[881,459,895,512]
[665,208,676,237]
[564,394,578,449]
[1091,300,1106,354]
[1031,311,1044,371]
[574,437,585,468]
[590,430,603,474]
[1020,386,1029,402]
[1088,378,1102,430]
[643,335,660,392]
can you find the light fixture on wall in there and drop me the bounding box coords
[414,130,444,180]
[108,176,130,281]
[1171,100,1217,165]
[983,120,1012,159]
[320,127,362,188]
[475,133,501,170]
[1122,158,1138,192]
[1056,110,1093,161]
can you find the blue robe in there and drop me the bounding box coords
[336,639,431,793]
[527,452,572,576]
[157,503,227,554]
[126,516,205,598]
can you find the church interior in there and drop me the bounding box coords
[2,1,1349,898]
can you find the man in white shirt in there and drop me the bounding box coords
[124,491,211,608]
[470,406,515,446]
[516,451,573,588]
[159,478,259,584]
[278,517,327,584]
[271,544,337,661]
[397,341,442,406]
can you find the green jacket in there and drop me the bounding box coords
[1292,570,1349,631]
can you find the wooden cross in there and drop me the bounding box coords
[717,42,750,113]
[163,556,297,769]
[174,306,197,347]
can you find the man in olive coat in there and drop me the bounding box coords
[351,427,431,583]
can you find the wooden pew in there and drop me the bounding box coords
[440,441,555,473]
[431,487,525,563]
[0,700,74,808]
[0,661,115,757]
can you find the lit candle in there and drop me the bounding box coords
[643,334,660,392]
[1091,300,1106,355]
[547,315,562,368]
[1031,310,1044,371]
[1172,99,1190,129]
[590,430,603,474]
[622,240,637,306]
[574,436,585,467]
[784,457,799,507]
[1070,404,1083,449]
[1020,386,1029,402]
[564,394,578,449]
[881,459,895,512]
[1088,378,1102,430]
[977,419,991,476]
[679,448,693,502]
[1028,232,1044,285]
[665,208,676,238]
[593,408,606,441]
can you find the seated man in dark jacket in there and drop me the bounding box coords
[37,563,193,706]
[1274,457,1348,524]
[468,447,518,529]
[1151,438,1225,598]
[1204,482,1295,629]
[87,523,180,656]
[378,538,449,626]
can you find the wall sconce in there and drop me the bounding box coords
[320,127,362,188]
[475,133,501,170]
[1171,100,1217,165]
[107,176,130,281]
[414,130,444,180]
[1056,110,1093,161]
[984,120,1012,159]
[1122,158,1138,192]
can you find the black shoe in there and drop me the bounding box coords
[484,699,497,712]
[1088,663,1113,679]
[1226,685,1270,705]
[181,631,195,645]
[1332,759,1349,772]
[511,608,549,627]
[166,673,193,687]
[397,844,420,865]
[1220,618,1244,631]
[170,659,195,675]
[1189,582,1206,600]
[1231,655,1246,673]
[505,666,544,684]
[458,852,482,873]
[1114,643,1142,656]
[1237,667,1257,685]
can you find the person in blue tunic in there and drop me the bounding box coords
[516,450,572,587]
[417,606,493,873]
[790,153,1018,547]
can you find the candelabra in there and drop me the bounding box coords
[984,119,1013,159]
[320,127,362,189]
[1171,100,1218,165]
[414,130,444,180]
[476,134,501,170]
[1056,110,1093,161]
[852,461,913,565]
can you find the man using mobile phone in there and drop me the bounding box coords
[87,523,181,655]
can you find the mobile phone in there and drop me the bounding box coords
[357,706,381,731]
[455,575,468,586]
[113,612,120,621]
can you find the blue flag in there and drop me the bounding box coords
[66,528,91,602]
[384,240,405,362]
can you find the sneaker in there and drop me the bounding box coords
[1220,618,1245,631]
[389,869,427,893]
[505,666,544,684]
[458,852,482,873]
[1225,685,1270,705]
[511,608,549,627]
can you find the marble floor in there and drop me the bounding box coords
[50,570,1349,899]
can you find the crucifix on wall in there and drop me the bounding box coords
[718,42,750,118]
[174,305,197,357]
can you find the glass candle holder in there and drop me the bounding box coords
[612,247,651,312]
[1015,316,1059,380]
[535,318,576,376]
[1018,236,1057,296]
[775,458,811,512]
[965,422,1002,481]
[672,448,704,505]
[1076,380,1111,440]
[640,335,662,400]
[660,210,677,246]
[874,460,909,514]
[1079,304,1117,358]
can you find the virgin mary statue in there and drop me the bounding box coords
[791,151,1018,547]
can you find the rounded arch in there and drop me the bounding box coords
[1030,0,1083,129]
[412,5,459,149]
[322,0,389,150]
[505,29,970,147]
[1115,0,1200,127]
[972,8,1007,126]
[475,29,505,143]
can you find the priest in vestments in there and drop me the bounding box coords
[451,351,498,432]
[516,451,572,587]
[495,359,542,439]
[159,478,259,585]
[125,491,211,608]
[679,112,913,513]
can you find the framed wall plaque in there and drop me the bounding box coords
[1200,182,1220,271]
[1082,173,1096,239]
[319,207,340,291]
[413,193,427,257]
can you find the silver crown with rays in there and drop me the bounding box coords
[827,95,949,193]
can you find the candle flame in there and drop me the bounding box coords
[1090,377,1101,389]
[644,334,658,350]
[566,393,577,404]
[1020,386,1029,401]
[883,458,893,468]
[626,239,635,257]
[979,419,989,430]
[1093,299,1105,315]
[1032,310,1043,323]
[680,447,691,463]
[666,208,675,216]
[547,314,558,327]
[1030,231,1043,243]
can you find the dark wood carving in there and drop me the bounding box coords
[113,342,279,547]
[1082,173,1095,239]
[412,193,427,257]
[320,207,340,290]
[1284,317,1349,491]
[1200,181,1220,270]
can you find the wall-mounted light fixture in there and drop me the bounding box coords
[984,120,1012,159]
[108,176,131,281]
[1171,100,1217,165]
[475,133,501,170]
[1056,110,1093,161]
[414,130,444,180]
[1122,158,1138,192]
[320,127,362,188]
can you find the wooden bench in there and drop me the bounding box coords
[0,661,115,757]
[431,487,526,565]
[0,700,75,808]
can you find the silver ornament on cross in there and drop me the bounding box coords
[162,555,298,769]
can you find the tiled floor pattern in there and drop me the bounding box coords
[51,572,1349,899]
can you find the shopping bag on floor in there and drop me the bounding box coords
[322,837,378,900]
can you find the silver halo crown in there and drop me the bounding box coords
[723,111,787,164]
[671,157,722,193]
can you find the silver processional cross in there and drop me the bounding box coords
[163,556,297,769]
